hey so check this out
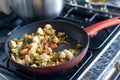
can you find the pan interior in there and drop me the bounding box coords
[5,20,89,56]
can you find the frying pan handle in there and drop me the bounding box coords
[84,17,120,38]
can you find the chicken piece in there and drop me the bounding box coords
[29,47,37,54]
[44,24,52,30]
[21,49,28,54]
[9,40,17,49]
[25,35,33,40]
[36,27,44,35]
[40,53,50,60]
[11,48,19,53]
[17,41,23,49]
[17,59,25,65]
[41,62,47,67]
[63,49,74,60]
[30,42,38,49]
[46,47,52,53]
[38,36,44,41]
[32,36,39,43]
[25,55,32,64]
[50,29,56,35]
[31,64,37,67]
[44,24,55,35]
[53,36,60,43]
[59,52,66,59]
[28,43,38,54]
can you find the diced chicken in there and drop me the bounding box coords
[32,36,39,43]
[40,53,50,60]
[63,49,74,60]
[21,49,28,54]
[41,62,47,67]
[44,24,56,35]
[59,52,66,59]
[25,55,32,63]
[51,29,56,34]
[44,24,52,29]
[43,29,51,34]
[17,59,25,65]
[11,48,19,53]
[36,27,44,35]
[46,47,52,53]
[53,36,60,43]
[28,43,38,54]
[30,42,38,49]
[31,64,37,67]
[38,36,44,41]
[29,47,37,54]
[17,41,23,48]
[9,40,17,49]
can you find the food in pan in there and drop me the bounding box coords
[9,24,80,67]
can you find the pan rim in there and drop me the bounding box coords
[5,20,90,73]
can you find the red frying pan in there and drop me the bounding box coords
[5,17,120,74]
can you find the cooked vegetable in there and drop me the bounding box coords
[9,24,80,67]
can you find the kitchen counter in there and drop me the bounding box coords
[78,29,120,80]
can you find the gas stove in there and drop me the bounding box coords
[0,1,120,80]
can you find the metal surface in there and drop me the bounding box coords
[10,0,64,19]
[0,0,11,15]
